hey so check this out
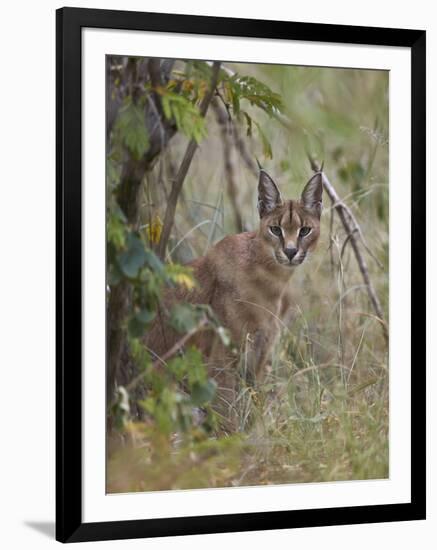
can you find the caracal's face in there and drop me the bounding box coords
[257,170,323,268]
[260,200,320,267]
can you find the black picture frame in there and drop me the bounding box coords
[56,6,426,543]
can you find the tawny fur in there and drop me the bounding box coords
[145,171,323,413]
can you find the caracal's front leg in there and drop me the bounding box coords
[244,328,276,388]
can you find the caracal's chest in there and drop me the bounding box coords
[213,262,293,342]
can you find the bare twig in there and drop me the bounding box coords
[212,99,244,232]
[148,58,163,89]
[331,234,346,370]
[340,228,358,261]
[215,88,232,121]
[232,124,258,176]
[310,157,383,270]
[341,201,384,269]
[329,203,335,273]
[157,61,222,259]
[308,158,388,344]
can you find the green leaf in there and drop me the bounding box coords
[241,111,253,137]
[128,309,156,338]
[231,92,240,116]
[159,90,207,143]
[168,347,206,384]
[169,303,200,333]
[225,74,284,117]
[128,316,145,338]
[115,99,150,160]
[106,157,121,188]
[107,212,126,249]
[144,249,165,275]
[191,380,217,406]
[139,397,155,415]
[117,233,147,278]
[161,95,172,120]
[136,309,156,324]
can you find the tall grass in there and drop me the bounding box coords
[107,61,389,492]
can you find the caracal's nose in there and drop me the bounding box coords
[284,246,298,261]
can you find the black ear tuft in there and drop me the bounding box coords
[258,170,283,218]
[301,172,323,218]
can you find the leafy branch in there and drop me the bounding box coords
[157,61,222,259]
[223,74,284,117]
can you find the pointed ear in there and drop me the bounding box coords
[301,172,323,218]
[258,170,283,218]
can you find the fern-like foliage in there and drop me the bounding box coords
[224,74,284,117]
[159,90,207,143]
[114,98,150,160]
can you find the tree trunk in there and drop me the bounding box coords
[106,57,176,407]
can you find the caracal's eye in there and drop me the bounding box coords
[299,226,312,237]
[269,225,282,237]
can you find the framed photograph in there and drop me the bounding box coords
[56,7,426,543]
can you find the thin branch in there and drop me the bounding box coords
[340,227,358,261]
[342,201,384,269]
[160,59,176,82]
[215,88,232,120]
[309,156,383,269]
[329,202,335,273]
[332,233,346,369]
[157,61,222,259]
[212,98,244,232]
[148,58,163,89]
[308,158,388,344]
[232,124,258,176]
[146,94,167,153]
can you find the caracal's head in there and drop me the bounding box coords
[257,168,323,268]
